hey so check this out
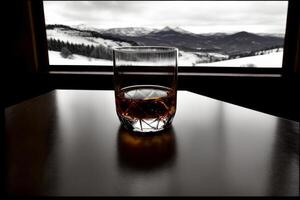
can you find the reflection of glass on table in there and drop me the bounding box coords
[117,126,176,170]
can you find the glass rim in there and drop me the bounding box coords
[113,46,178,54]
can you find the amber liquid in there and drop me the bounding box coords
[115,85,176,132]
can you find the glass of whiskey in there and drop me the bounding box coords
[113,46,178,133]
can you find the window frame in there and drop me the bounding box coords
[32,0,298,78]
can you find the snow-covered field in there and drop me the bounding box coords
[48,50,112,65]
[48,50,219,66]
[49,50,197,66]
[196,51,283,68]
[49,50,283,67]
[178,51,203,66]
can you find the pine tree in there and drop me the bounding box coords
[60,47,72,58]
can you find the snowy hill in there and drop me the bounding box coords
[196,49,283,68]
[46,27,133,48]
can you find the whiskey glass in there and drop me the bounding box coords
[113,46,178,133]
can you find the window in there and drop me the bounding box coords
[43,1,288,70]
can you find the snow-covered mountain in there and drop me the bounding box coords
[99,26,198,37]
[46,24,284,54]
[102,27,157,36]
[45,24,284,67]
[151,26,196,35]
[201,32,228,37]
[72,24,104,33]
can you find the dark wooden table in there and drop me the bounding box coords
[4,90,299,196]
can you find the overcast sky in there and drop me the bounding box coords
[43,1,288,34]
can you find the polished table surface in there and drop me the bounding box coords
[5,90,299,196]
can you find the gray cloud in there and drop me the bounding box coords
[43,1,288,34]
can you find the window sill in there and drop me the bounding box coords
[48,70,282,78]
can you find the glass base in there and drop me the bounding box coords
[118,115,174,133]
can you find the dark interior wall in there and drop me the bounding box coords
[5,0,299,122]
[5,0,51,107]
[7,0,35,74]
